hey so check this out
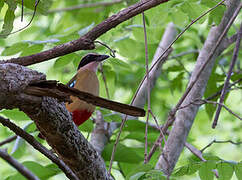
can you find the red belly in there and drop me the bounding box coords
[72,109,93,126]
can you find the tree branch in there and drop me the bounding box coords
[0,116,79,180]
[0,148,40,180]
[0,135,17,147]
[155,0,241,175]
[2,0,169,66]
[212,22,242,128]
[108,22,175,172]
[0,63,111,179]
[201,139,242,153]
[24,80,145,117]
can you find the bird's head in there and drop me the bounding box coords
[77,53,110,72]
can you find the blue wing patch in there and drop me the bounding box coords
[69,80,76,88]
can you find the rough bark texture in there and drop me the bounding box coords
[155,0,241,175]
[0,63,111,180]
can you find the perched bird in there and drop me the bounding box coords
[38,53,109,139]
[66,53,109,126]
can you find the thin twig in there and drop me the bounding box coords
[99,63,110,99]
[141,8,151,164]
[212,22,242,128]
[0,148,40,180]
[179,99,242,120]
[0,116,79,180]
[94,41,116,58]
[201,139,242,153]
[168,50,199,60]
[21,0,24,22]
[0,0,40,37]
[206,78,242,100]
[0,135,17,147]
[150,111,167,145]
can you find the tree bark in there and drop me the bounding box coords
[0,63,111,180]
[155,0,241,175]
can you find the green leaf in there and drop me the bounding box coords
[102,143,143,163]
[0,0,17,38]
[166,65,184,72]
[104,113,122,122]
[126,164,153,180]
[129,172,146,180]
[1,42,28,56]
[199,161,216,180]
[122,120,157,133]
[0,1,4,13]
[170,72,184,92]
[79,119,94,132]
[180,2,202,21]
[54,53,80,69]
[173,165,189,176]
[235,162,242,180]
[145,170,167,180]
[200,0,217,7]
[11,122,35,158]
[125,132,160,143]
[170,9,188,27]
[11,136,26,158]
[216,162,234,180]
[7,161,59,180]
[20,44,44,56]
[203,154,221,161]
[0,109,30,121]
[209,5,225,25]
[16,0,52,14]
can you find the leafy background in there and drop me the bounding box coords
[0,0,241,179]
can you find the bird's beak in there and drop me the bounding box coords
[96,54,110,62]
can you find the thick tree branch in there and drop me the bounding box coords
[155,0,241,175]
[0,149,39,180]
[2,0,169,66]
[0,63,111,180]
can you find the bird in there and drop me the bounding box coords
[37,53,109,139]
[66,53,110,126]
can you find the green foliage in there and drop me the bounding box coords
[0,0,241,179]
[6,162,60,180]
[0,0,17,38]
[0,109,30,121]
[102,143,143,163]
